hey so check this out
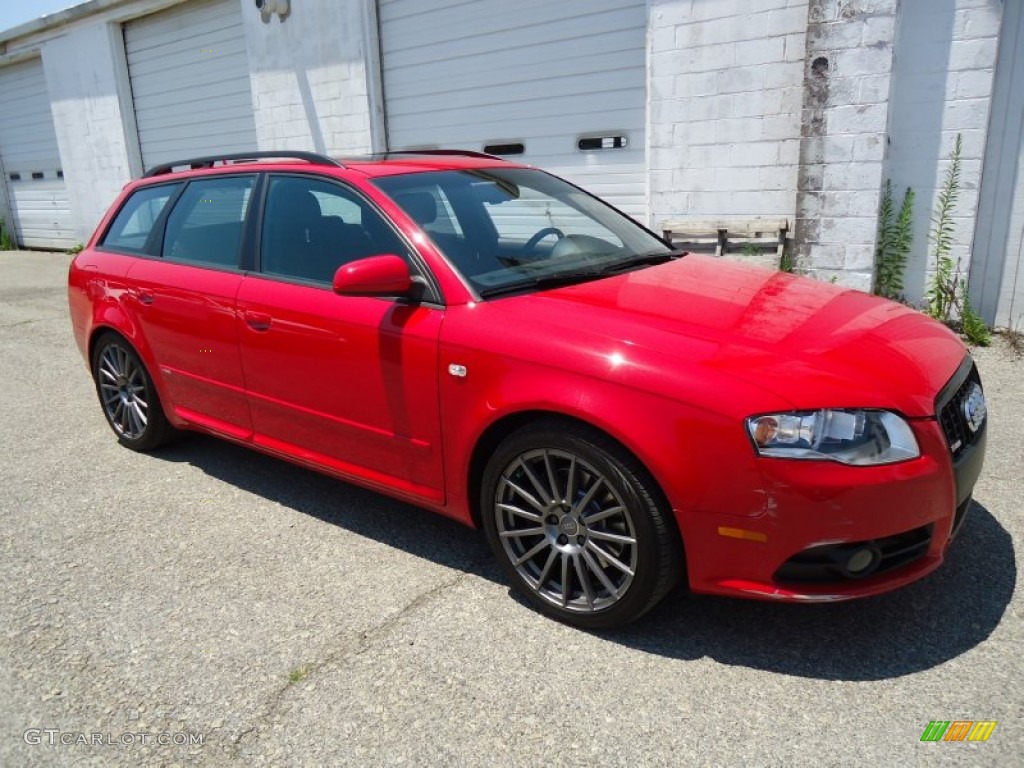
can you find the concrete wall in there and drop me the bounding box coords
[241,0,383,156]
[648,0,809,226]
[885,0,1002,303]
[40,23,137,242]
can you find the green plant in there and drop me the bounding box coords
[925,134,963,322]
[67,242,85,255]
[0,218,13,251]
[873,180,914,300]
[288,664,314,685]
[920,133,992,344]
[778,244,794,273]
[959,287,991,347]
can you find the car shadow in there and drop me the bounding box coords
[155,435,1015,681]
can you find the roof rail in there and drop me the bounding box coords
[142,151,344,178]
[386,149,508,162]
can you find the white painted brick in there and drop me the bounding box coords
[715,166,764,191]
[688,95,734,121]
[681,71,720,97]
[730,91,767,118]
[845,244,877,270]
[764,61,804,89]
[820,216,877,244]
[942,98,993,130]
[807,243,845,269]
[861,15,896,46]
[828,103,889,134]
[832,46,895,76]
[947,38,999,71]
[853,133,886,162]
[823,135,856,162]
[953,7,1003,38]
[764,6,811,36]
[954,69,995,99]
[718,65,766,94]
[823,162,883,192]
[808,20,864,50]
[691,0,739,21]
[731,141,781,166]
[733,38,787,66]
[784,32,807,61]
[762,114,799,140]
[857,74,891,104]
[778,139,801,165]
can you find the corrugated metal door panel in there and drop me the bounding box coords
[125,0,257,170]
[0,57,76,249]
[380,0,648,219]
[9,181,76,249]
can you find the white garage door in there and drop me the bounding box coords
[0,58,75,249]
[125,0,257,171]
[380,0,648,219]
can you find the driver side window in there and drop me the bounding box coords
[260,176,412,284]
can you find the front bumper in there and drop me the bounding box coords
[681,364,986,602]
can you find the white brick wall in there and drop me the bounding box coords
[647,0,809,225]
[793,0,899,290]
[242,0,382,155]
[885,0,1002,304]
[41,24,137,242]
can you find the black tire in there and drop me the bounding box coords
[91,332,177,451]
[481,419,683,629]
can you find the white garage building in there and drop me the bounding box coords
[0,0,1020,330]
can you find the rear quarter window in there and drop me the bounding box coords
[101,183,182,253]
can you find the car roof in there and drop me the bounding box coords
[136,150,527,184]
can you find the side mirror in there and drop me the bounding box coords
[332,254,414,297]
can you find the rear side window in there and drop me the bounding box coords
[101,183,181,253]
[162,176,254,269]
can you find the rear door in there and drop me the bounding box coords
[236,174,445,501]
[124,174,255,438]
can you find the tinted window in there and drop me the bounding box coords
[260,176,412,284]
[162,176,254,268]
[101,183,181,253]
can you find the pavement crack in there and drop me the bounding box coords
[229,560,486,757]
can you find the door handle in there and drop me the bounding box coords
[138,290,154,305]
[244,311,272,331]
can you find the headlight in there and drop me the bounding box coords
[745,409,920,465]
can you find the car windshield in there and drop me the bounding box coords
[373,168,676,297]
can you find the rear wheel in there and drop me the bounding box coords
[481,420,682,628]
[91,333,177,451]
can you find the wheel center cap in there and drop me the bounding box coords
[558,516,579,536]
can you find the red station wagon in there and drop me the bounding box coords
[68,150,988,628]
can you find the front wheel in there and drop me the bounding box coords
[91,333,177,451]
[481,420,682,628]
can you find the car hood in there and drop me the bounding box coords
[491,255,967,418]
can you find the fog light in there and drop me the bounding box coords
[846,548,877,574]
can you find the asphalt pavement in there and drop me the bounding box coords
[1,249,1021,766]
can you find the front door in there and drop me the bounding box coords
[236,174,445,501]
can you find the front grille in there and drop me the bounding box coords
[937,361,984,459]
[774,524,934,584]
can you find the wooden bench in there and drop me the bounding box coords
[660,218,789,270]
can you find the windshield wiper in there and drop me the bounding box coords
[477,251,684,299]
[478,269,607,298]
[595,249,683,275]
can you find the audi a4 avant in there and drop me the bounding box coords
[68,150,987,628]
